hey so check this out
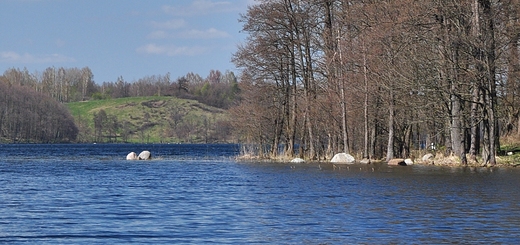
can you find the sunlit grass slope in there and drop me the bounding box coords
[66,96,228,143]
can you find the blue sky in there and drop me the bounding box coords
[0,0,254,83]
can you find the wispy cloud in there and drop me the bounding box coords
[147,28,230,40]
[180,28,230,39]
[246,0,258,5]
[55,38,66,48]
[136,43,207,56]
[147,30,170,39]
[0,51,75,63]
[161,0,238,16]
[150,19,186,29]
[138,1,240,57]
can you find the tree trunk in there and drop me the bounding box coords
[338,34,350,154]
[270,118,281,158]
[479,0,498,165]
[449,25,467,164]
[304,31,316,160]
[370,120,377,159]
[451,93,467,164]
[469,84,480,162]
[285,35,298,157]
[386,90,395,162]
[402,124,412,158]
[363,42,369,159]
[508,30,520,136]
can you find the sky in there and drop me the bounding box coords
[0,0,255,83]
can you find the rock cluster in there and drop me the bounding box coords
[126,151,152,160]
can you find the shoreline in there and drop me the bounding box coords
[235,154,520,168]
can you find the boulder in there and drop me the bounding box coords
[126,152,139,160]
[290,158,305,163]
[404,158,414,165]
[359,158,371,164]
[331,153,355,163]
[138,150,152,160]
[422,153,434,161]
[388,158,407,166]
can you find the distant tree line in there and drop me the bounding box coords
[231,0,520,165]
[0,67,240,143]
[1,67,239,109]
[0,81,78,143]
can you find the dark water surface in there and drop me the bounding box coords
[0,144,519,244]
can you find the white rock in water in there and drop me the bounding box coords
[388,158,413,166]
[422,153,434,161]
[291,158,305,163]
[405,158,414,165]
[359,158,371,164]
[388,158,406,166]
[138,150,152,160]
[126,152,139,160]
[331,153,355,163]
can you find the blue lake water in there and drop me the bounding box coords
[0,144,519,244]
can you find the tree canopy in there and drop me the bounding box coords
[231,0,520,165]
[0,80,78,143]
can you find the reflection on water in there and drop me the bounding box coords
[0,144,519,244]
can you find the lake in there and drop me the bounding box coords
[0,144,519,244]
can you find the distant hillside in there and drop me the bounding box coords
[66,96,233,143]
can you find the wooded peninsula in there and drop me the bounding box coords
[1,0,520,166]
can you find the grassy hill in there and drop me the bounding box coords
[66,96,232,143]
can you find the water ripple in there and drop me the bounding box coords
[0,144,519,244]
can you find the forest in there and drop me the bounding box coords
[0,67,239,109]
[0,67,239,143]
[230,0,520,165]
[0,81,78,143]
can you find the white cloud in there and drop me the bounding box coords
[191,0,231,11]
[246,0,258,5]
[136,43,207,56]
[147,28,230,40]
[150,19,186,29]
[0,51,75,63]
[180,28,230,39]
[139,2,237,57]
[162,0,237,16]
[147,30,169,39]
[55,38,66,47]
[1,51,22,60]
